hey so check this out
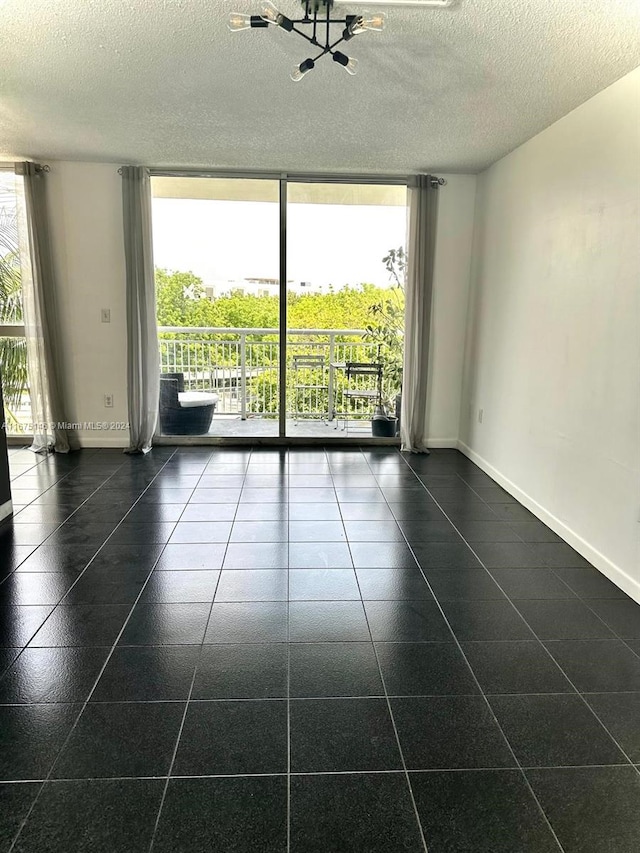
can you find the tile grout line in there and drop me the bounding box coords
[6,687,639,708]
[2,455,171,655]
[4,762,638,787]
[5,447,640,846]
[3,451,138,596]
[6,449,175,606]
[536,568,640,663]
[410,460,640,782]
[286,449,293,853]
[405,453,640,777]
[7,447,99,504]
[387,450,567,853]
[358,453,431,853]
[145,450,243,853]
[5,448,183,853]
[449,468,640,666]
[530,569,640,770]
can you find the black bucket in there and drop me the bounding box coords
[371,417,398,437]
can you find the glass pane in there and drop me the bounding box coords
[151,177,280,438]
[0,173,32,437]
[286,182,407,439]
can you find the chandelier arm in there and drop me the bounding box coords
[303,30,348,54]
[291,24,322,47]
[289,17,354,24]
[241,2,363,77]
[326,3,331,48]
[310,45,331,62]
[307,33,348,62]
[324,34,348,54]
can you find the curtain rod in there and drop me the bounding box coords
[117,166,447,187]
[117,166,447,186]
[5,162,50,172]
[148,169,409,185]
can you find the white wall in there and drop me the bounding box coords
[44,164,476,448]
[460,68,640,598]
[427,174,477,445]
[47,163,129,447]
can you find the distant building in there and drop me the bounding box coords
[203,278,329,299]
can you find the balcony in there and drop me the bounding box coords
[158,327,400,438]
[0,324,32,438]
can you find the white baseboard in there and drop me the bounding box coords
[83,436,460,450]
[426,438,459,449]
[77,436,129,449]
[0,499,13,523]
[457,440,640,604]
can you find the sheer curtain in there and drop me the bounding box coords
[401,174,441,453]
[121,166,159,454]
[16,162,77,453]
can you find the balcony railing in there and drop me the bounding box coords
[0,324,32,436]
[158,327,397,421]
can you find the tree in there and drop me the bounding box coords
[0,191,29,433]
[155,268,213,327]
[364,246,406,407]
[155,266,405,415]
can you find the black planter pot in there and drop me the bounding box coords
[395,393,402,436]
[371,417,398,437]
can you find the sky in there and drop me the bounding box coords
[151,198,407,291]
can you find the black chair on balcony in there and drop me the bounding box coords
[292,354,329,426]
[342,361,384,434]
[159,373,219,436]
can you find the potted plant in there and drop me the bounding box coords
[364,247,405,435]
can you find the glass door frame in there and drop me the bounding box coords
[0,165,32,445]
[150,168,409,445]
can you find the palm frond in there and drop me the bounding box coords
[0,178,29,430]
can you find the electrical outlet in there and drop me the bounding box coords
[104,394,113,408]
[101,309,111,323]
[478,408,483,424]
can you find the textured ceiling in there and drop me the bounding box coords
[1,0,639,173]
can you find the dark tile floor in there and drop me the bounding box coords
[1,445,640,853]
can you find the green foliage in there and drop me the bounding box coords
[0,193,29,431]
[155,268,212,327]
[382,247,407,288]
[155,256,406,418]
[364,246,406,407]
[155,268,398,336]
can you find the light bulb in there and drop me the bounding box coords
[361,12,386,31]
[290,58,315,82]
[228,13,251,31]
[260,1,293,29]
[333,51,359,75]
[260,1,281,24]
[349,12,386,35]
[344,56,358,75]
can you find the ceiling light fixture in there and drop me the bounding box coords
[228,0,385,81]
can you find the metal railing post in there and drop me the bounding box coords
[157,327,372,423]
[240,333,247,420]
[328,332,336,421]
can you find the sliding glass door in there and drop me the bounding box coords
[151,177,280,438]
[0,170,32,439]
[285,181,407,439]
[149,173,407,442]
